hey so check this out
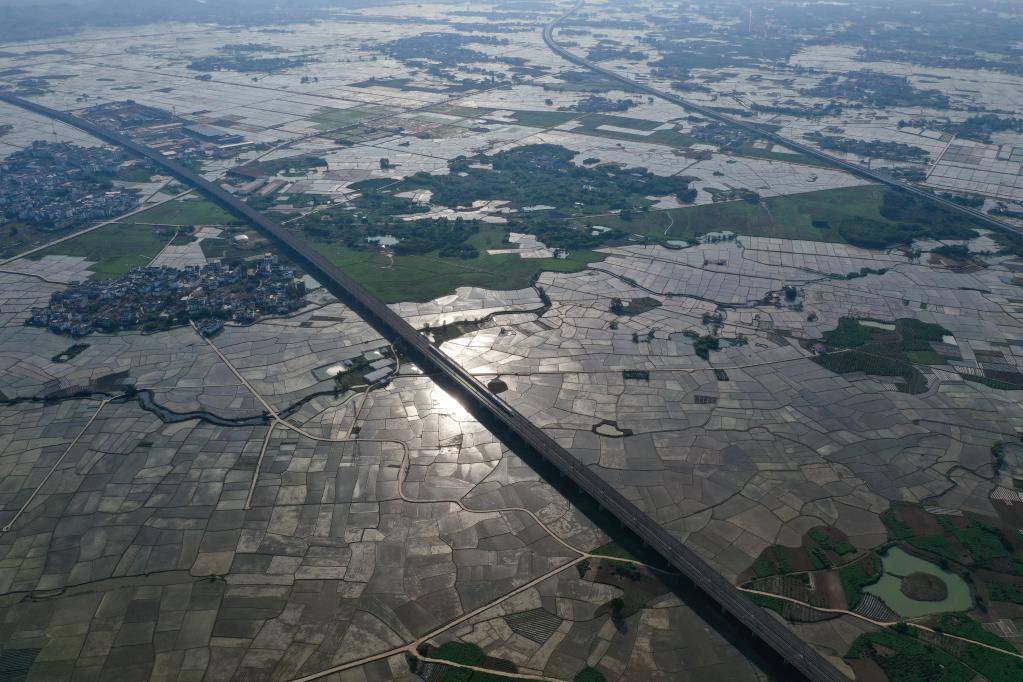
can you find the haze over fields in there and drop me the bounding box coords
[2,2,1023,681]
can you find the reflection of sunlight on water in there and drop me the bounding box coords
[429,384,471,420]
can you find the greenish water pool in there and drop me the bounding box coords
[864,546,971,618]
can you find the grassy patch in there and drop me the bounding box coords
[559,113,696,147]
[582,113,664,132]
[579,184,985,248]
[123,198,238,226]
[838,555,882,609]
[311,105,396,129]
[506,110,580,128]
[32,222,169,279]
[733,142,831,167]
[904,350,946,365]
[116,166,157,182]
[311,241,603,303]
[582,185,889,242]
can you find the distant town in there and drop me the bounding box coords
[0,141,138,231]
[28,254,307,337]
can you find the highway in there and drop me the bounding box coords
[0,92,846,681]
[543,5,1023,241]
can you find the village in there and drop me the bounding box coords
[27,254,307,337]
[0,141,138,230]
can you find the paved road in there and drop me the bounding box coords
[543,4,1023,241]
[0,92,843,681]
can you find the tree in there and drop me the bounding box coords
[610,297,625,315]
[575,667,607,682]
[379,158,391,169]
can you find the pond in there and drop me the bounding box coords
[864,546,972,618]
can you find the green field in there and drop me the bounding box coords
[420,105,695,146]
[311,105,397,130]
[506,109,580,128]
[475,108,698,147]
[567,113,697,147]
[124,198,239,226]
[734,142,831,168]
[847,620,1023,682]
[2,221,61,259]
[312,241,602,303]
[578,185,902,242]
[31,222,168,278]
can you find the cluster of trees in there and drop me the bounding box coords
[803,132,929,161]
[298,143,701,262]
[751,101,844,118]
[301,205,481,259]
[377,32,508,68]
[585,43,647,62]
[563,95,636,113]
[817,191,981,250]
[801,71,950,109]
[402,144,697,211]
[230,155,326,178]
[187,54,314,73]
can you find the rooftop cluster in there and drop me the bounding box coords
[83,101,254,163]
[28,255,307,337]
[0,141,137,231]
